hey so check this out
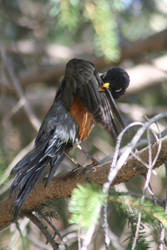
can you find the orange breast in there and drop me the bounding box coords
[70,97,94,141]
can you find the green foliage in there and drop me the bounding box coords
[126,235,150,250]
[85,0,120,60]
[50,0,80,30]
[69,183,106,229]
[125,211,150,250]
[109,193,167,248]
[110,194,167,229]
[69,185,167,246]
[49,0,120,60]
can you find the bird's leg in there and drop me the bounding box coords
[64,152,82,168]
[76,144,99,165]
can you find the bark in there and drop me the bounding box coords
[0,135,166,230]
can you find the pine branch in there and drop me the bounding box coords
[0,133,167,230]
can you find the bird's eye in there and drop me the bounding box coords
[115,88,122,93]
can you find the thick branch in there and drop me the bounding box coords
[0,135,167,230]
[126,56,167,97]
[3,29,167,94]
[6,29,167,60]
[120,28,167,61]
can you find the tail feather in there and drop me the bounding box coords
[45,143,72,186]
[10,144,47,197]
[11,143,47,175]
[13,162,48,218]
[10,142,68,218]
[45,153,65,186]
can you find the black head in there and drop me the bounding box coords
[101,67,130,98]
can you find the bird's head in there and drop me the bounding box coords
[100,67,130,99]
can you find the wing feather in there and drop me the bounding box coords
[63,58,101,113]
[94,91,122,142]
[62,58,125,142]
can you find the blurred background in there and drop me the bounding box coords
[0,0,167,249]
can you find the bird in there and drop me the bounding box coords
[10,58,130,218]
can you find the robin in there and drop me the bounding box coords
[10,58,129,217]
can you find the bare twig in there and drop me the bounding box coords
[9,218,29,249]
[102,122,143,247]
[158,161,167,250]
[26,212,58,250]
[132,127,161,249]
[36,208,69,250]
[59,225,78,247]
[117,191,165,206]
[108,229,124,250]
[103,115,165,248]
[1,50,40,131]
[0,141,34,188]
[27,235,51,250]
[132,123,162,249]
[104,114,166,194]
[15,221,26,250]
[80,221,98,250]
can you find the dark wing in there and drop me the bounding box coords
[93,91,120,142]
[62,58,124,142]
[62,58,101,113]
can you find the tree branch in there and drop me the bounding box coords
[25,212,58,250]
[3,29,167,95]
[120,28,167,61]
[0,134,167,230]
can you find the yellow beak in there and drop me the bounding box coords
[99,82,110,92]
